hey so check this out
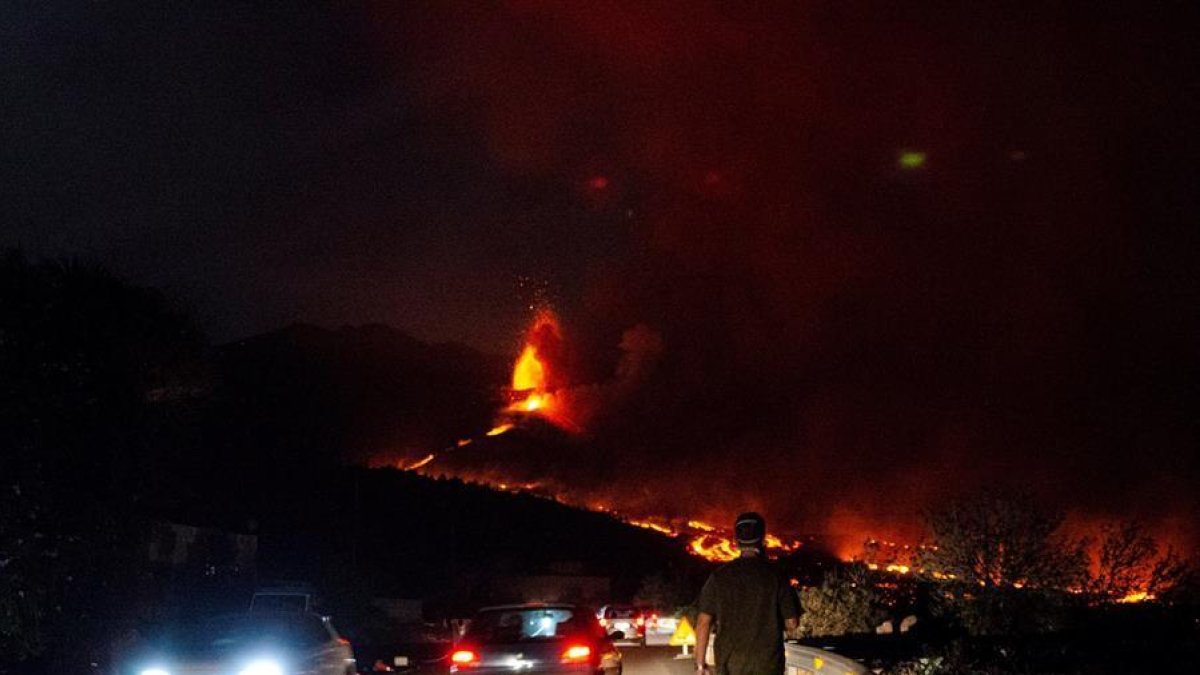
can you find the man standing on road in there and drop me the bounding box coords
[695,512,800,675]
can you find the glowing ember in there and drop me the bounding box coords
[486,423,514,436]
[854,538,924,574]
[1116,590,1154,604]
[688,519,716,532]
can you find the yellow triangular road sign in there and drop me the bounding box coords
[669,616,696,646]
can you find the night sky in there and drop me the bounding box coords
[4,2,1197,547]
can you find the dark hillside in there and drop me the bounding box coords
[254,466,708,617]
[216,322,506,464]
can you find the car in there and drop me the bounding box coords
[596,606,644,643]
[637,609,678,646]
[122,611,357,675]
[450,603,622,674]
[355,621,453,672]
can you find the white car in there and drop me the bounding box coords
[596,606,643,643]
[641,612,678,647]
[124,611,356,675]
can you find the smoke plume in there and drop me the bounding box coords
[377,1,1199,551]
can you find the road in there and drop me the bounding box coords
[619,644,696,675]
[397,644,694,675]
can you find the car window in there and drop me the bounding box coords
[465,608,590,644]
[300,617,333,648]
[168,613,331,653]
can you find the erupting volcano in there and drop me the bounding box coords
[403,308,813,564]
[502,309,574,430]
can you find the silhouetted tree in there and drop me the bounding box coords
[0,475,64,662]
[917,493,1087,636]
[1087,519,1192,603]
[0,250,207,671]
[918,493,1087,591]
[798,565,884,637]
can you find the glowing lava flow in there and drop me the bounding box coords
[1116,590,1154,604]
[690,535,740,562]
[630,519,678,536]
[405,454,435,471]
[685,524,803,563]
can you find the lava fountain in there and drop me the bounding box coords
[502,309,576,431]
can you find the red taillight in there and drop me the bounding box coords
[451,649,479,666]
[561,644,592,663]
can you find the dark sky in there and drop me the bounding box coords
[4,2,1198,546]
[2,1,631,348]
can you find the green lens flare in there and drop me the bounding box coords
[899,151,927,169]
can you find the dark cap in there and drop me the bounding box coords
[734,512,766,547]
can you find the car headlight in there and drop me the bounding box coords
[238,659,283,675]
[140,669,171,675]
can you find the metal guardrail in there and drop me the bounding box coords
[785,642,868,675]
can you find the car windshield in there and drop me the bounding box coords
[159,613,330,654]
[465,608,592,644]
[605,607,636,619]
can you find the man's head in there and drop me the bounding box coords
[734,512,766,551]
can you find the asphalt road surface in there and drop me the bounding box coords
[620,644,696,675]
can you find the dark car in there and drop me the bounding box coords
[450,604,622,675]
[122,611,356,675]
